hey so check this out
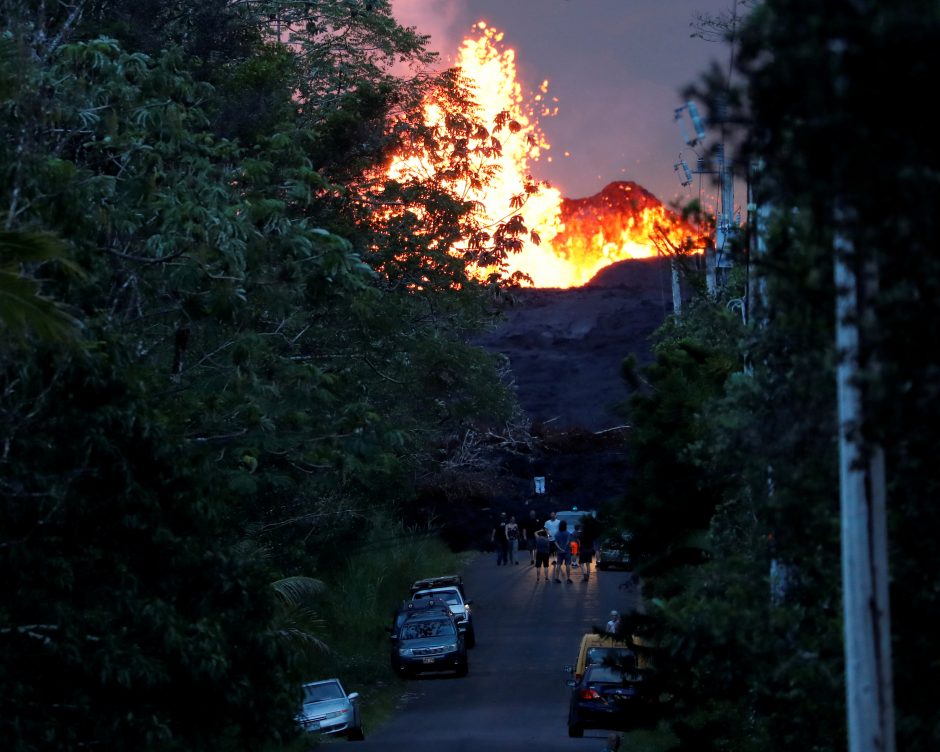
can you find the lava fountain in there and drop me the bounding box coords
[388,22,704,289]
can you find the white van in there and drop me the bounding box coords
[555,508,596,531]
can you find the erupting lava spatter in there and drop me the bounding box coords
[388,22,703,289]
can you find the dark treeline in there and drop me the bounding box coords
[0,1,527,750]
[614,1,940,751]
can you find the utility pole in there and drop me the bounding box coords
[712,142,735,294]
[746,159,769,323]
[674,101,736,300]
[833,203,895,752]
[670,259,682,315]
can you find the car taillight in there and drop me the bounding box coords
[579,688,602,701]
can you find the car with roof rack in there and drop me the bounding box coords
[387,596,455,638]
[409,574,466,600]
[390,606,468,678]
[411,585,475,648]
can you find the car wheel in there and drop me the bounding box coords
[456,658,469,677]
[567,723,584,738]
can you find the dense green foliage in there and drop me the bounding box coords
[0,2,523,749]
[620,2,940,750]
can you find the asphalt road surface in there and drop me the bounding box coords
[358,552,640,751]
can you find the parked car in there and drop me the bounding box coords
[296,678,364,741]
[596,533,633,571]
[391,608,468,678]
[566,664,655,738]
[411,586,475,647]
[566,632,638,681]
[410,574,466,600]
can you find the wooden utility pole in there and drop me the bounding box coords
[833,205,896,752]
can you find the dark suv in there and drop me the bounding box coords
[410,586,475,648]
[390,608,468,678]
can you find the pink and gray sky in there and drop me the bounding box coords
[391,0,734,208]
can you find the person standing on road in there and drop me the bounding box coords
[576,524,595,581]
[533,528,551,581]
[521,509,541,565]
[492,512,509,566]
[544,511,561,565]
[606,610,621,635]
[553,520,573,583]
[506,515,521,565]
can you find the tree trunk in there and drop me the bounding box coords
[833,210,896,752]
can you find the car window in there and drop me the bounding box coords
[585,666,644,683]
[401,619,456,640]
[303,682,344,702]
[414,589,461,605]
[586,647,636,669]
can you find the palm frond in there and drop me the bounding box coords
[0,231,83,343]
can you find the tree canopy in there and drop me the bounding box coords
[0,2,526,748]
[619,2,940,750]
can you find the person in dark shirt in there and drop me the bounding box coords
[553,520,573,583]
[533,528,551,581]
[506,515,521,564]
[491,512,509,566]
[575,524,595,581]
[521,509,542,565]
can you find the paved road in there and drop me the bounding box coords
[358,552,640,751]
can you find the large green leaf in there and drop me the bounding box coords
[0,232,83,342]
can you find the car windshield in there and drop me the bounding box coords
[585,666,644,684]
[400,619,456,640]
[415,589,461,605]
[303,681,344,703]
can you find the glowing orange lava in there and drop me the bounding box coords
[387,22,703,288]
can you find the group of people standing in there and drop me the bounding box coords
[491,509,595,584]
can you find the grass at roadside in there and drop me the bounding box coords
[621,726,679,751]
[293,512,474,743]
